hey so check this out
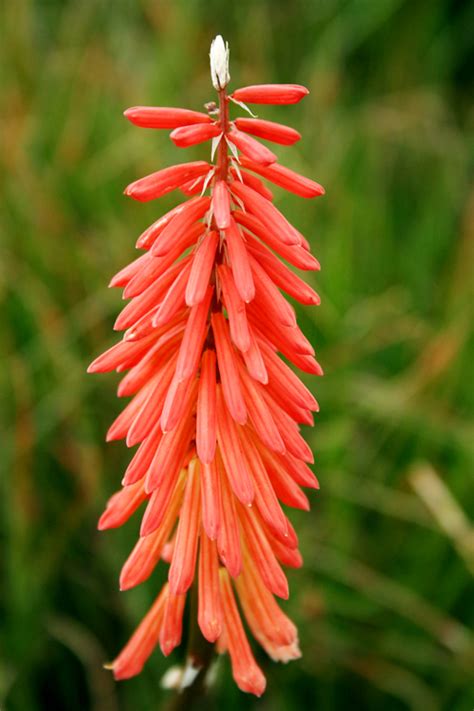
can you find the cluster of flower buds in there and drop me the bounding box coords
[89,35,324,696]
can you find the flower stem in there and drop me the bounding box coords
[216,88,229,181]
[167,584,215,710]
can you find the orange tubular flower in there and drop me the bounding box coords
[89,34,325,697]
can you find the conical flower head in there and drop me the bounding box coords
[89,34,325,697]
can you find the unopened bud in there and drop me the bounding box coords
[210,35,230,91]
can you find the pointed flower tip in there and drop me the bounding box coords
[98,509,117,530]
[110,663,137,681]
[210,35,230,91]
[119,579,131,592]
[160,641,174,658]
[205,620,222,642]
[236,671,267,697]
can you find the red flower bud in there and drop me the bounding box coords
[235,117,301,145]
[124,106,212,129]
[170,122,221,147]
[231,83,309,105]
[124,161,210,202]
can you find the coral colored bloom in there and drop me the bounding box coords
[234,117,301,145]
[124,161,211,202]
[227,128,277,165]
[231,83,309,105]
[170,123,222,148]
[124,106,212,129]
[239,156,325,198]
[89,35,325,697]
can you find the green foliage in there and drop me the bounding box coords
[1,1,473,709]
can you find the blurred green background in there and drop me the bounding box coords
[1,0,473,709]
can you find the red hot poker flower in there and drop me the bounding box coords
[89,33,325,697]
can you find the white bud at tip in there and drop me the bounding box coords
[210,35,230,91]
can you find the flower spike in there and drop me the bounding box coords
[89,33,325,697]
